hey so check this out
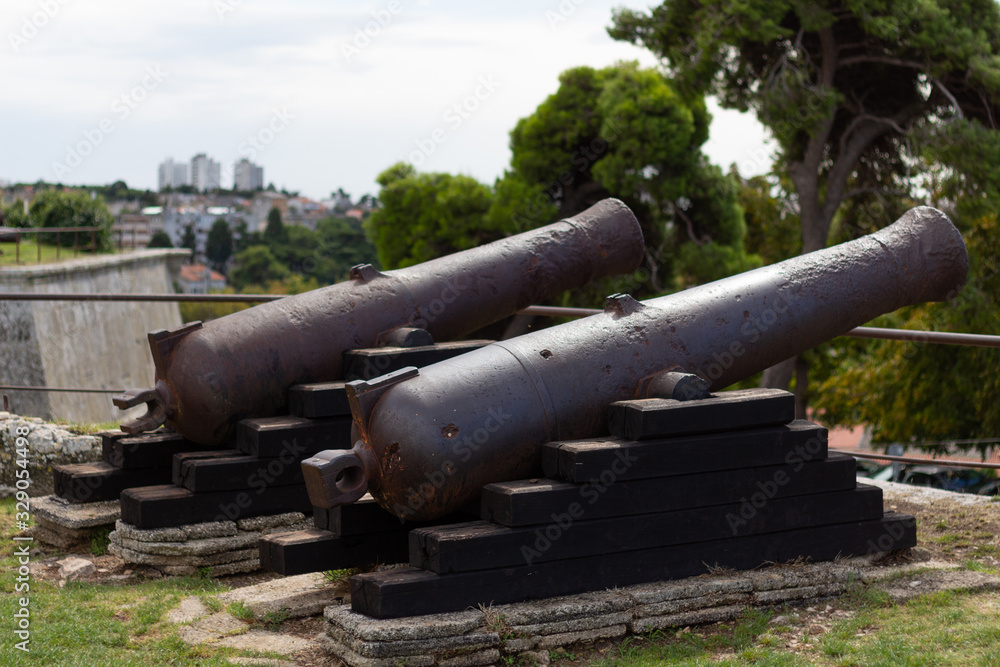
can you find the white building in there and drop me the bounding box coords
[157,158,189,191]
[234,158,264,191]
[190,153,222,192]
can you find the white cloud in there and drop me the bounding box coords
[0,0,770,198]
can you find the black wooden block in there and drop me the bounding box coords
[54,462,171,503]
[414,485,883,573]
[607,388,795,440]
[102,431,208,469]
[120,483,312,529]
[342,340,492,381]
[260,528,409,576]
[313,496,477,537]
[236,416,354,458]
[288,382,350,418]
[542,419,827,483]
[482,452,857,526]
[352,513,917,618]
[172,450,241,486]
[179,454,305,492]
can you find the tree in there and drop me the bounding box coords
[147,230,173,248]
[610,0,1000,254]
[610,0,1000,392]
[492,62,756,296]
[28,189,115,250]
[366,163,499,269]
[180,223,198,262]
[206,218,233,273]
[813,122,1000,447]
[229,245,289,290]
[313,216,379,282]
[264,207,288,245]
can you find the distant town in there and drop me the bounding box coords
[0,153,378,294]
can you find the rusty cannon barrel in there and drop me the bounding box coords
[113,198,645,446]
[303,206,969,520]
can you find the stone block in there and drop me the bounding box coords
[324,604,484,642]
[317,633,435,667]
[237,512,307,531]
[110,530,261,556]
[626,576,753,605]
[534,624,627,650]
[215,572,337,619]
[326,623,499,660]
[632,592,751,619]
[108,542,258,567]
[114,518,237,542]
[31,494,120,529]
[512,611,632,637]
[631,604,745,633]
[491,590,632,626]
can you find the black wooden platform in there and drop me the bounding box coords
[300,388,919,619]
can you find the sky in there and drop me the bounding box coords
[0,0,773,202]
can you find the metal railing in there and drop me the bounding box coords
[0,226,100,263]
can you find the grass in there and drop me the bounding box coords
[569,578,1000,667]
[0,498,289,665]
[0,240,105,266]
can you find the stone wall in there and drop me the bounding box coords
[0,249,189,423]
[0,412,101,496]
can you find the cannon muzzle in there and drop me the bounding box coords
[305,206,968,519]
[116,198,645,446]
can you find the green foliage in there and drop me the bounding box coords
[814,211,1000,445]
[180,223,197,259]
[736,171,801,265]
[147,229,173,248]
[367,162,500,269]
[205,218,233,273]
[0,198,30,228]
[228,245,289,290]
[609,0,1000,253]
[492,61,753,296]
[264,207,287,245]
[227,600,255,622]
[90,527,111,556]
[27,189,115,251]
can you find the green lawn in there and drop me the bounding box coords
[0,240,102,266]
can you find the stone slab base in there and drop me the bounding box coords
[25,494,121,549]
[322,558,874,666]
[108,511,311,577]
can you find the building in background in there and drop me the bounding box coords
[234,158,264,191]
[190,153,222,192]
[177,263,227,294]
[157,158,189,191]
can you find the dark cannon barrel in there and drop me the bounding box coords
[303,206,968,520]
[114,198,645,446]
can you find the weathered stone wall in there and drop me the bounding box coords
[0,249,189,424]
[0,412,101,496]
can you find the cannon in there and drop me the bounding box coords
[303,206,969,520]
[114,199,644,446]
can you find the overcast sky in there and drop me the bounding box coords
[1,0,772,201]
